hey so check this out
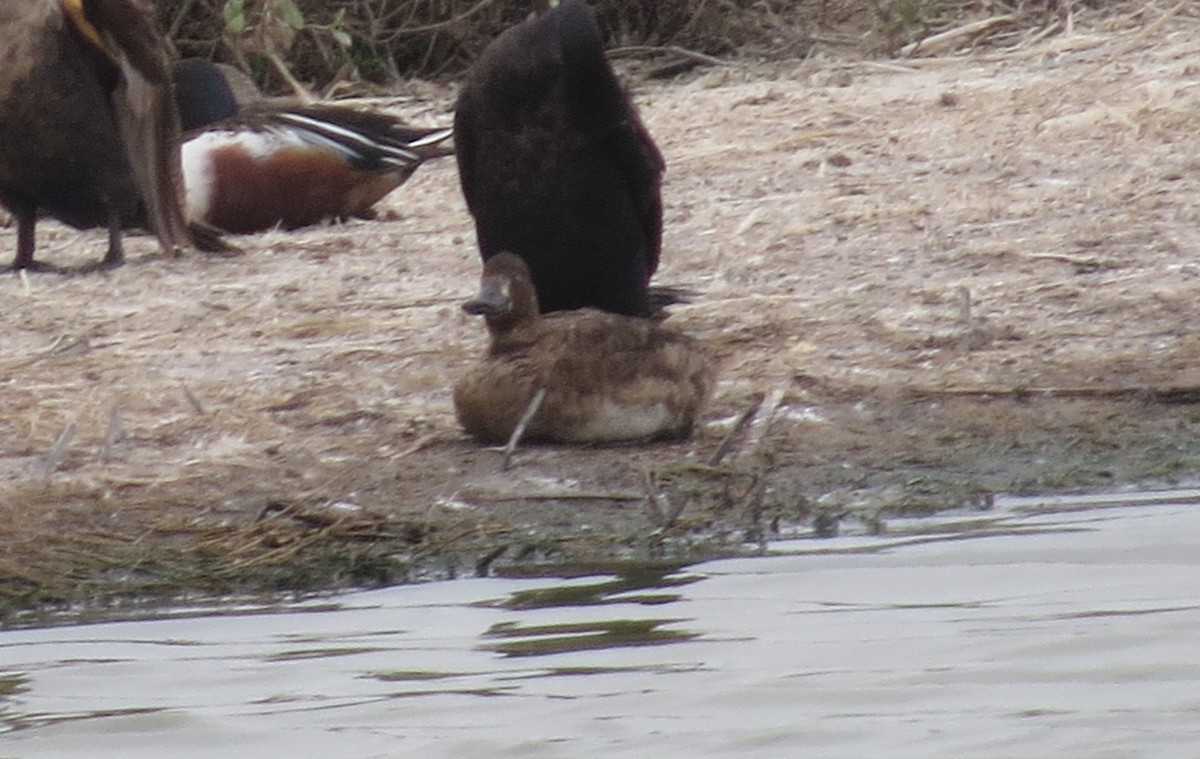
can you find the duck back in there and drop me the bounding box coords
[456,309,714,444]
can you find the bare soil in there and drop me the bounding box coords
[4,7,1200,620]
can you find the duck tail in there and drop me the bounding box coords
[395,125,456,160]
[645,285,699,319]
[269,110,455,172]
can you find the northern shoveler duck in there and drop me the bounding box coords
[0,0,194,271]
[454,0,668,317]
[171,58,455,234]
[454,253,714,444]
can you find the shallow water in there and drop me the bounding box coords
[3,492,1200,758]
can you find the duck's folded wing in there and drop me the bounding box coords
[543,311,699,386]
[261,107,454,172]
[76,0,194,255]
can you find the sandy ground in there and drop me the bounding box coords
[4,7,1200,611]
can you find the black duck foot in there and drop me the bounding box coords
[1,260,69,274]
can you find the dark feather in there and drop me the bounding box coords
[454,0,667,317]
[0,0,199,270]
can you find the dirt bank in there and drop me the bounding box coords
[3,6,1200,621]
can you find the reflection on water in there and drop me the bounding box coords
[489,565,700,609]
[484,616,698,657]
[2,493,1200,757]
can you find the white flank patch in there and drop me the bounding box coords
[180,135,217,224]
[573,400,673,443]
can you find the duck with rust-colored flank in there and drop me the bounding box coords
[454,253,715,444]
[454,0,669,317]
[0,0,196,271]
[172,58,455,235]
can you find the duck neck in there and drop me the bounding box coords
[486,316,540,354]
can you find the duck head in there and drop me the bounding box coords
[464,252,541,341]
[172,58,241,131]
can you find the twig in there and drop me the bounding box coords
[396,431,443,458]
[900,15,1018,57]
[643,469,689,529]
[385,0,502,35]
[708,396,763,466]
[181,383,206,415]
[742,382,788,458]
[736,208,764,236]
[472,490,643,503]
[167,0,199,37]
[1015,19,1062,51]
[643,469,668,524]
[38,422,76,480]
[101,404,123,463]
[11,334,90,369]
[744,472,769,554]
[1020,252,1112,269]
[475,545,507,577]
[266,51,315,103]
[502,388,546,470]
[608,44,734,69]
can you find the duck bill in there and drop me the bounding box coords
[462,276,511,316]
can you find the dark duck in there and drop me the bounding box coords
[454,0,668,317]
[454,253,714,444]
[0,0,194,271]
[171,58,454,234]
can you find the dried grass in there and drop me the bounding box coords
[4,1,1199,622]
[163,0,819,88]
[157,0,1117,90]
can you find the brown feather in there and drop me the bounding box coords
[454,253,715,444]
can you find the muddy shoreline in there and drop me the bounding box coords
[5,9,1200,623]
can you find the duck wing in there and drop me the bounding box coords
[250,105,454,173]
[75,0,194,256]
[538,310,704,389]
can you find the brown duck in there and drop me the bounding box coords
[0,0,193,271]
[454,0,667,317]
[454,253,715,444]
